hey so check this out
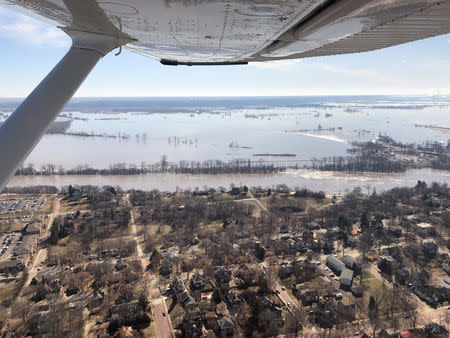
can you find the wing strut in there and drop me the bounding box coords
[0,29,132,192]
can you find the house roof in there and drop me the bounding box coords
[340,267,354,285]
[217,316,234,330]
[26,222,41,233]
[326,256,344,272]
[342,255,358,267]
[191,273,205,284]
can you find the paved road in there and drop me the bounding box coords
[126,195,173,338]
[24,197,61,288]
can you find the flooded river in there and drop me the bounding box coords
[7,169,449,194]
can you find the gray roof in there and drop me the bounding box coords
[217,316,234,330]
[342,255,356,266]
[326,256,344,274]
[342,255,361,271]
[340,267,354,285]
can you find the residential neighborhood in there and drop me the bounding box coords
[0,181,449,337]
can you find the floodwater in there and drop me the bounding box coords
[7,168,449,194]
[2,97,447,170]
[2,96,449,193]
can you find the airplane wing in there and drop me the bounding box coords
[0,0,449,191]
[1,0,449,64]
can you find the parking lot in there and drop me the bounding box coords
[0,197,46,215]
[0,233,20,262]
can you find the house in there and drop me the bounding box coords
[226,292,244,306]
[295,241,308,253]
[109,301,142,324]
[424,323,448,337]
[216,268,231,290]
[25,220,42,236]
[280,225,289,234]
[292,283,302,297]
[170,276,186,295]
[336,301,356,321]
[229,187,241,196]
[422,241,438,259]
[342,255,361,274]
[377,255,397,275]
[394,269,410,286]
[307,222,321,230]
[159,259,173,276]
[183,319,206,337]
[278,262,293,279]
[412,285,438,307]
[191,273,206,290]
[340,267,354,291]
[217,316,234,337]
[345,235,357,248]
[310,303,335,329]
[179,290,197,309]
[257,295,282,313]
[388,226,403,237]
[326,255,344,276]
[322,240,335,254]
[414,223,435,237]
[299,290,319,306]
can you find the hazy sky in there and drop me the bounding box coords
[0,5,449,98]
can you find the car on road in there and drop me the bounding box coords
[287,302,291,307]
[281,286,285,291]
[276,289,280,294]
[162,311,166,317]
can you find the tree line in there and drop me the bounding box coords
[15,159,289,176]
[304,154,406,173]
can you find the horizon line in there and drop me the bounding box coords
[1,93,449,100]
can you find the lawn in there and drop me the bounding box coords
[59,199,90,213]
[165,299,185,329]
[0,221,25,233]
[0,284,15,302]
